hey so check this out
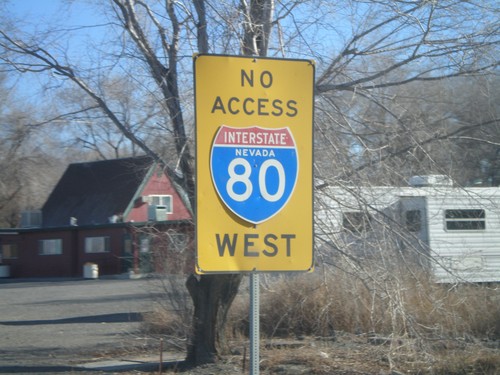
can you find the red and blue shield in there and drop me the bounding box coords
[210,125,298,224]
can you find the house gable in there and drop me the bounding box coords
[42,156,191,227]
[125,165,191,222]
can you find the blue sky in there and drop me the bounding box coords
[7,0,98,26]
[6,0,109,52]
[9,0,63,17]
[5,1,110,102]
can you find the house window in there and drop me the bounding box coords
[39,239,63,255]
[149,195,173,213]
[148,195,173,221]
[405,210,422,232]
[1,243,19,259]
[85,236,110,253]
[342,211,372,233]
[123,235,132,256]
[140,237,150,253]
[445,209,485,231]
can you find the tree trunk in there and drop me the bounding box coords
[185,273,243,364]
[113,0,268,366]
[183,0,272,365]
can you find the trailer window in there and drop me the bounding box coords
[343,211,372,233]
[445,209,485,230]
[405,210,422,232]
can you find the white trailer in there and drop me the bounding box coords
[316,180,500,283]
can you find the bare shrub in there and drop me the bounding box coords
[141,275,193,351]
[252,266,500,373]
[424,347,500,375]
[142,267,499,373]
[143,266,499,344]
[256,265,500,342]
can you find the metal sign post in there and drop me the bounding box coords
[249,272,260,374]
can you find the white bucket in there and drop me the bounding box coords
[0,265,10,278]
[83,263,98,279]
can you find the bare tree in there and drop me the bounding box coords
[0,0,499,365]
[316,76,500,186]
[0,73,66,227]
[313,0,499,186]
[54,76,170,160]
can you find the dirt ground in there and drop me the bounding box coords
[0,278,498,374]
[144,332,500,375]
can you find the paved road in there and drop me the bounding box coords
[0,277,167,373]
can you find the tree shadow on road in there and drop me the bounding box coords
[0,365,90,373]
[0,312,143,326]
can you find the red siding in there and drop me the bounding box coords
[1,227,124,278]
[3,230,76,278]
[1,223,194,278]
[126,167,191,223]
[76,227,128,276]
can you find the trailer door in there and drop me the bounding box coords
[399,196,429,255]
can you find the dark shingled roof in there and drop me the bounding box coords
[42,156,155,227]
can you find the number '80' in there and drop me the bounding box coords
[226,158,285,202]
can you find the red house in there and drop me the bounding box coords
[0,156,193,278]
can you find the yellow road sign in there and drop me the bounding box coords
[194,54,314,273]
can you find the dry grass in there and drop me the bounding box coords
[143,265,499,373]
[259,272,499,340]
[140,275,193,352]
[154,334,499,374]
[427,348,500,375]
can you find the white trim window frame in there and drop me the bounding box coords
[39,239,63,255]
[85,236,110,253]
[149,195,173,214]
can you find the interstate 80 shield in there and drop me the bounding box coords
[210,125,298,224]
